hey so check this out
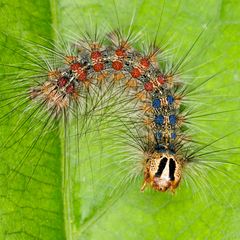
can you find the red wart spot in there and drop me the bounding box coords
[131,67,141,78]
[91,51,102,60]
[70,63,82,71]
[66,84,75,94]
[77,71,87,81]
[115,48,125,57]
[70,63,87,81]
[112,61,123,71]
[157,75,165,85]
[144,82,153,91]
[140,58,150,68]
[93,63,104,72]
[57,77,68,88]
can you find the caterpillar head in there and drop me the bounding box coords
[141,152,182,192]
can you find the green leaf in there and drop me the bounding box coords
[0,0,240,240]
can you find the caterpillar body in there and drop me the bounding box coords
[28,30,185,192]
[0,0,240,239]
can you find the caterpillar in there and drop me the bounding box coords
[0,0,240,239]
[28,27,184,192]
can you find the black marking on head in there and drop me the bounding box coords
[169,158,176,181]
[155,157,168,177]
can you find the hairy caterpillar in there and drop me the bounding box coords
[0,0,240,239]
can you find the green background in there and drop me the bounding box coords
[0,0,240,239]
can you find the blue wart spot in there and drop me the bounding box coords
[169,143,176,154]
[152,98,161,108]
[155,144,166,153]
[171,132,176,139]
[169,115,176,125]
[154,115,164,125]
[167,95,174,104]
[155,131,162,139]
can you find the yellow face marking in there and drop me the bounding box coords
[141,152,182,192]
